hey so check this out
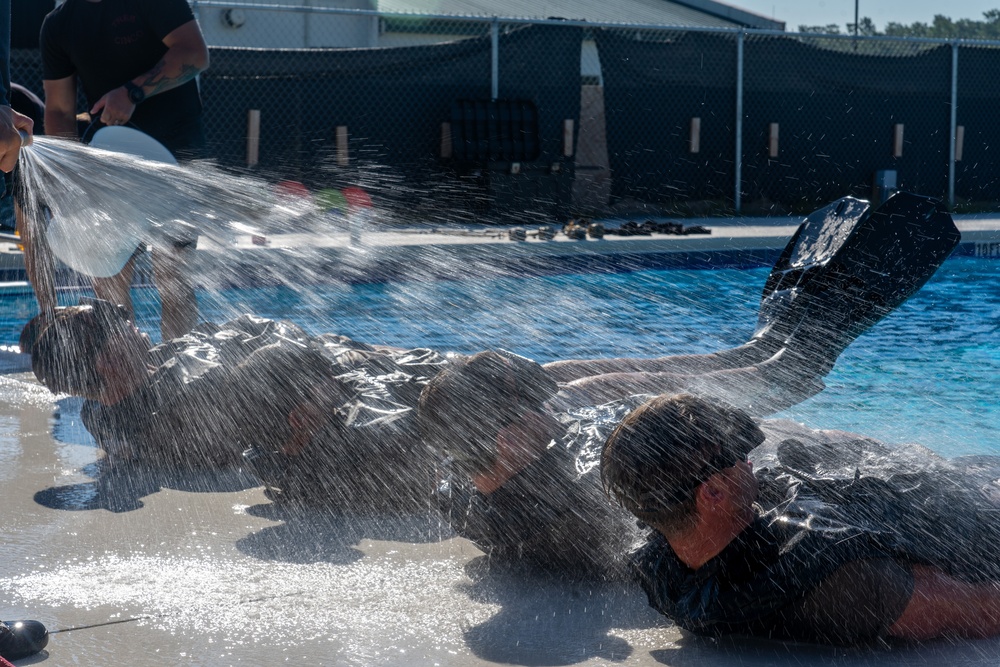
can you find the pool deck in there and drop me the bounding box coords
[0,212,998,294]
[2,213,1000,665]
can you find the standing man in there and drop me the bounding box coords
[33,0,209,339]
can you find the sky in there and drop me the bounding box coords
[732,0,1000,32]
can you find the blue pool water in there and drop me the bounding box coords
[5,255,997,457]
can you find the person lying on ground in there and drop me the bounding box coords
[416,193,960,576]
[602,393,1000,646]
[23,300,349,467]
[22,298,447,508]
[26,193,958,529]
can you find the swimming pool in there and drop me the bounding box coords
[1,253,998,666]
[5,254,996,456]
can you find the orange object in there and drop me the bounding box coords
[342,186,372,209]
[276,180,311,199]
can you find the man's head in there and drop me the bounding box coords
[23,299,151,404]
[601,394,764,538]
[232,343,352,451]
[236,344,357,496]
[417,350,558,475]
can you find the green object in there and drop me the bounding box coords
[316,188,347,213]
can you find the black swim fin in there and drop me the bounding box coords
[751,191,960,374]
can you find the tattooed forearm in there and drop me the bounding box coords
[137,62,203,97]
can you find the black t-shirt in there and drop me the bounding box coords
[267,333,449,510]
[633,515,914,645]
[40,0,204,155]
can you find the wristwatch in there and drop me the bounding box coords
[124,81,145,105]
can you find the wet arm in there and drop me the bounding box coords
[553,364,799,409]
[889,565,1000,640]
[551,349,823,415]
[543,344,766,384]
[552,371,689,410]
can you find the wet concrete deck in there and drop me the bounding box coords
[1,215,1000,665]
[5,373,1000,665]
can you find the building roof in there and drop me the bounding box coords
[376,0,784,30]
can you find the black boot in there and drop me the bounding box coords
[0,619,48,660]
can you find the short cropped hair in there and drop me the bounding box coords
[231,343,350,416]
[25,302,131,397]
[601,394,764,537]
[418,350,558,475]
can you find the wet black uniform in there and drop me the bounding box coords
[633,420,1000,645]
[82,315,448,509]
[260,331,447,510]
[437,397,647,577]
[82,316,323,467]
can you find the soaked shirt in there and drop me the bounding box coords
[437,396,648,577]
[633,420,1000,645]
[82,316,319,467]
[633,514,913,645]
[270,333,448,509]
[83,315,449,506]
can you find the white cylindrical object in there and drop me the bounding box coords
[247,109,260,166]
[336,125,349,166]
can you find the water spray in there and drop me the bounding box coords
[15,131,318,279]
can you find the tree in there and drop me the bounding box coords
[883,12,1000,39]
[799,17,879,36]
[800,12,1000,40]
[855,17,879,36]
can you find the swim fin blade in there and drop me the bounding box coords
[752,192,960,373]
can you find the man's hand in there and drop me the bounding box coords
[472,411,555,495]
[0,106,34,172]
[90,87,136,127]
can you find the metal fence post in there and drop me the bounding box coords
[949,41,959,211]
[491,18,499,100]
[735,31,744,214]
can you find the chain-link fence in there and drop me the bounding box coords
[12,2,1000,220]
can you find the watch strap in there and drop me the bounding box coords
[124,81,145,105]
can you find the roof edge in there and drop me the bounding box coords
[667,0,785,30]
